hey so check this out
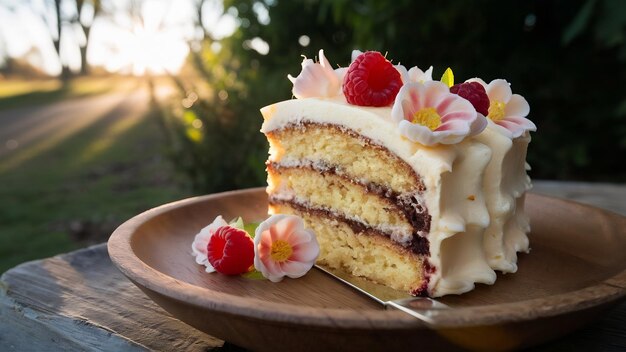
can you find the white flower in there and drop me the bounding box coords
[396,65,434,84]
[467,78,536,138]
[254,214,319,282]
[408,65,433,82]
[288,49,343,99]
[191,215,228,273]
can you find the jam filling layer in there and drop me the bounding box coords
[268,162,431,256]
[269,197,430,256]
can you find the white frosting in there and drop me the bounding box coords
[427,140,496,295]
[261,98,531,297]
[474,122,532,272]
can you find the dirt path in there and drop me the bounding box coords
[0,85,150,164]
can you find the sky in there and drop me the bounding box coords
[0,0,241,76]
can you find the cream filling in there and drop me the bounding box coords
[270,192,412,244]
[261,98,529,297]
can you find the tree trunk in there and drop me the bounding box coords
[79,27,90,75]
[53,0,71,80]
[76,0,101,75]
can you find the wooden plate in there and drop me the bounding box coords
[108,188,626,351]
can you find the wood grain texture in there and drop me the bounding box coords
[532,180,626,216]
[0,245,221,351]
[106,187,626,351]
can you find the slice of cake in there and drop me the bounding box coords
[260,50,536,297]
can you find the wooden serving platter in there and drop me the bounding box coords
[108,188,626,351]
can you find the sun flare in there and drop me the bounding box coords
[111,24,189,76]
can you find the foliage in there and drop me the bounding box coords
[163,0,626,194]
[154,39,270,193]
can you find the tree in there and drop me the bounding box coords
[52,0,70,78]
[29,0,69,78]
[74,0,101,75]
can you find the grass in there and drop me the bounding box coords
[0,75,138,110]
[0,79,61,98]
[0,79,192,274]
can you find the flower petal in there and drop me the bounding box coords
[437,95,475,120]
[495,119,527,138]
[422,81,451,107]
[488,119,514,138]
[486,79,512,103]
[469,114,489,136]
[286,228,313,246]
[466,77,487,89]
[280,260,313,279]
[506,116,537,132]
[262,257,285,282]
[408,65,434,82]
[398,120,439,146]
[291,238,321,262]
[395,64,409,83]
[274,217,298,241]
[505,94,530,118]
[289,50,342,99]
[351,49,364,62]
[190,215,228,273]
[434,130,467,144]
[499,116,536,138]
[334,67,347,82]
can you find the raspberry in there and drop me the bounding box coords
[207,226,254,275]
[343,51,402,107]
[450,82,490,116]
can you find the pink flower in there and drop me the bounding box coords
[288,49,344,99]
[391,81,488,146]
[254,214,320,282]
[467,78,536,138]
[191,215,228,273]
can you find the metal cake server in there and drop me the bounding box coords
[316,265,450,324]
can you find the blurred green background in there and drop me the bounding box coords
[0,0,624,272]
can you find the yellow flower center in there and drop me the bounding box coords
[412,107,441,131]
[270,240,293,262]
[488,101,506,121]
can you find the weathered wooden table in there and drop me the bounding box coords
[1,181,625,351]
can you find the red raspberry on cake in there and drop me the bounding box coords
[450,82,490,116]
[207,225,254,275]
[343,51,403,107]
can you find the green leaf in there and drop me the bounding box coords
[440,67,454,87]
[241,269,266,280]
[244,222,260,238]
[230,217,245,230]
[562,0,597,45]
[595,0,626,47]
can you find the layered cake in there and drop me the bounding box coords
[260,50,536,297]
